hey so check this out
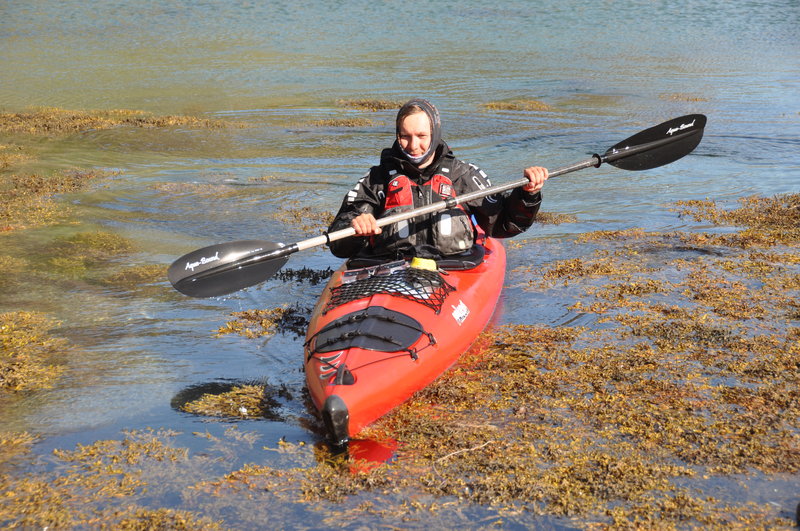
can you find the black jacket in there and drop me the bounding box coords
[328,140,541,259]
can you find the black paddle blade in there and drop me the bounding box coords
[603,114,706,171]
[168,240,289,298]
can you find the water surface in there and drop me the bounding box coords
[1,0,798,527]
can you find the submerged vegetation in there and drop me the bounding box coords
[336,99,404,111]
[0,181,796,528]
[1,96,797,526]
[0,428,226,529]
[0,311,67,392]
[273,266,335,286]
[0,106,211,396]
[100,264,166,289]
[202,193,798,527]
[48,230,134,277]
[0,169,116,232]
[0,107,239,135]
[480,99,553,111]
[270,203,335,233]
[532,211,578,225]
[675,194,800,246]
[5,194,794,528]
[0,144,29,170]
[309,117,375,128]
[659,93,710,102]
[216,305,310,339]
[180,383,291,420]
[0,106,242,230]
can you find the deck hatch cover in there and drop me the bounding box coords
[308,306,426,354]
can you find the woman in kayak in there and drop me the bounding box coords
[327,98,548,260]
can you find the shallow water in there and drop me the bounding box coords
[1,0,799,527]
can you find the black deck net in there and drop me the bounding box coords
[324,262,456,314]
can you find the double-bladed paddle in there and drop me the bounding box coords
[168,114,707,298]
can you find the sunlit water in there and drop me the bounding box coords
[1,0,799,526]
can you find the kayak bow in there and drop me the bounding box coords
[304,239,506,445]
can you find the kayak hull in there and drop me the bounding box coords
[304,238,506,445]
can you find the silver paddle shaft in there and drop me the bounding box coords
[296,155,601,252]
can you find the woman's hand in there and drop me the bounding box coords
[522,166,548,193]
[351,213,381,235]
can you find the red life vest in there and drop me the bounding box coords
[375,171,474,256]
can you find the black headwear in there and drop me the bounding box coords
[395,98,442,166]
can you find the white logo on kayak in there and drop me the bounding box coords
[185,251,219,271]
[666,119,695,136]
[451,300,470,325]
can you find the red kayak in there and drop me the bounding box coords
[304,237,506,446]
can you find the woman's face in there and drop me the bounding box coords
[397,111,433,166]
